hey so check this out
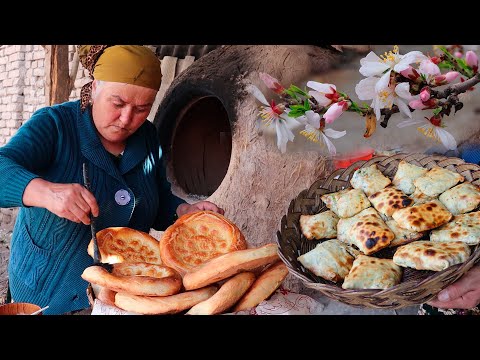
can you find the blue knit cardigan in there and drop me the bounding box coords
[0,100,185,314]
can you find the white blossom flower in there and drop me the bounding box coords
[247,84,298,153]
[397,116,457,150]
[358,46,427,96]
[355,77,414,120]
[297,110,346,156]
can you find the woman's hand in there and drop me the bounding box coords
[23,178,99,225]
[176,201,225,217]
[427,265,480,309]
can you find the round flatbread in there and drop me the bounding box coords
[87,227,162,265]
[160,210,247,275]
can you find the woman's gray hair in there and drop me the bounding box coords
[91,80,105,101]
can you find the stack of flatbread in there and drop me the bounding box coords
[297,161,479,290]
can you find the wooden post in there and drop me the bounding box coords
[44,45,70,106]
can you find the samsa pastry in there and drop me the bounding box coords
[297,239,360,282]
[438,182,480,215]
[393,240,471,271]
[391,200,452,232]
[368,186,413,217]
[300,210,338,240]
[342,255,403,290]
[392,160,428,195]
[410,188,436,205]
[386,220,424,247]
[413,167,464,197]
[430,211,480,245]
[336,207,378,243]
[350,164,391,196]
[321,188,371,218]
[348,208,395,255]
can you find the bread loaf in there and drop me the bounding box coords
[186,272,256,315]
[232,261,289,312]
[114,286,218,314]
[183,243,279,290]
[81,263,182,296]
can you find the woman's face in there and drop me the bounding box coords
[91,80,157,149]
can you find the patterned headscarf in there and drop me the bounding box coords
[77,45,162,112]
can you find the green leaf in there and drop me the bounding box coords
[287,109,307,118]
[433,107,442,116]
[289,85,308,96]
[304,99,311,110]
[438,61,454,70]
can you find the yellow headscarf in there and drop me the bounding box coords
[77,45,162,111]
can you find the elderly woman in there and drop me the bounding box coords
[0,45,223,315]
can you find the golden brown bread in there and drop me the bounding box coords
[186,272,256,315]
[183,243,280,290]
[81,263,182,296]
[88,227,162,264]
[232,261,289,312]
[160,211,247,275]
[96,286,117,306]
[392,200,452,232]
[368,186,413,217]
[114,286,218,315]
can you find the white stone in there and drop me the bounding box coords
[33,68,44,77]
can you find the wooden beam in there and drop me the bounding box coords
[45,45,70,106]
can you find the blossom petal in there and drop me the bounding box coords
[306,81,336,93]
[359,62,390,77]
[309,90,332,106]
[321,132,337,156]
[355,77,379,100]
[247,84,269,106]
[394,82,414,101]
[436,128,457,150]
[305,110,321,128]
[394,51,427,72]
[323,128,346,139]
[395,98,412,118]
[275,120,294,153]
[375,70,391,92]
[360,51,383,66]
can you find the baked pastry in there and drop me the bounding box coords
[350,164,391,196]
[88,227,162,264]
[392,200,452,232]
[393,240,471,271]
[342,255,403,290]
[232,261,289,312]
[386,219,424,247]
[81,262,182,296]
[438,182,480,215]
[413,167,464,197]
[321,188,371,218]
[297,240,359,282]
[348,208,395,255]
[114,286,218,315]
[410,188,436,205]
[337,207,377,243]
[160,211,247,275]
[392,160,428,195]
[182,243,279,290]
[430,211,480,245]
[368,186,413,218]
[186,272,256,315]
[300,210,338,240]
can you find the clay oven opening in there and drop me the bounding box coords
[171,96,232,197]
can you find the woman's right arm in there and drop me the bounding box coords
[0,109,98,224]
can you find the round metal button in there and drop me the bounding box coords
[114,189,131,206]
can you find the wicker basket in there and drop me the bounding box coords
[276,153,480,309]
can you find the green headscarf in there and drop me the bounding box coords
[77,45,162,111]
